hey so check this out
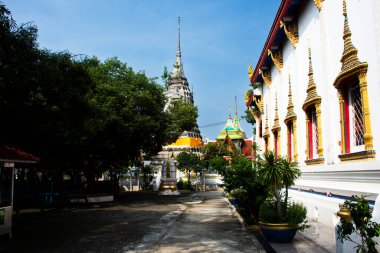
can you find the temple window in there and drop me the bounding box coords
[341,80,365,153]
[274,132,279,157]
[287,122,293,160]
[307,107,319,160]
[264,137,269,153]
[334,0,375,161]
[284,75,297,162]
[302,47,324,165]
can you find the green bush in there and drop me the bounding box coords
[337,196,380,253]
[223,157,268,225]
[177,179,193,191]
[287,202,308,231]
[259,199,308,231]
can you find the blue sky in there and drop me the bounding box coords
[3,0,280,140]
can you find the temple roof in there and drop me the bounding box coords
[216,105,247,140]
[0,144,39,163]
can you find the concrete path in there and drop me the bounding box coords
[123,191,265,253]
[270,220,336,253]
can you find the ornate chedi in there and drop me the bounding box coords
[156,18,203,193]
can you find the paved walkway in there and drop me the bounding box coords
[123,191,265,253]
[270,220,336,253]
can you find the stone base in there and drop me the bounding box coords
[158,179,179,195]
[159,179,178,192]
[159,190,180,195]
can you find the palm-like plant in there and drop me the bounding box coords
[258,151,301,220]
[258,151,284,218]
[281,158,301,212]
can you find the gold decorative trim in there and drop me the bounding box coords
[333,0,374,153]
[293,119,298,162]
[271,95,281,132]
[305,117,310,159]
[268,49,283,72]
[248,64,254,80]
[284,76,298,162]
[359,72,373,151]
[313,0,324,11]
[284,75,297,124]
[263,108,270,138]
[259,222,297,231]
[280,20,299,48]
[305,158,325,165]
[259,69,271,88]
[315,103,324,157]
[302,47,324,161]
[338,150,376,161]
[272,96,281,156]
[338,91,346,154]
[303,47,321,111]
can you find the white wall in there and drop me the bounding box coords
[253,0,380,225]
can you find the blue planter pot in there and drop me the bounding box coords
[259,222,297,243]
[228,198,238,206]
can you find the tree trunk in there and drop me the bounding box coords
[285,186,289,214]
[274,181,282,219]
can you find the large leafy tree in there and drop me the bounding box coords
[0,3,199,182]
[165,99,198,144]
[176,152,203,182]
[0,4,93,166]
[84,57,169,165]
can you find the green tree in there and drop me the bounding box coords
[176,152,202,183]
[243,109,256,135]
[281,158,300,211]
[165,99,199,144]
[224,156,268,224]
[258,151,284,218]
[85,57,168,162]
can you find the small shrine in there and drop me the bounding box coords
[158,153,179,195]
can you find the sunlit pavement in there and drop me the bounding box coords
[123,191,264,253]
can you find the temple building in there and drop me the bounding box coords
[215,99,253,157]
[245,0,380,229]
[155,17,203,162]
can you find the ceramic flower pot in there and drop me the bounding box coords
[259,222,297,243]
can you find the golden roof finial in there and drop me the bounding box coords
[333,0,368,88]
[285,75,297,123]
[272,93,281,132]
[343,0,347,18]
[303,46,321,111]
[263,107,270,138]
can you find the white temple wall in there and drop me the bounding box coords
[252,0,380,228]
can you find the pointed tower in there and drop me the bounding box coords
[159,17,203,161]
[233,96,244,133]
[165,17,194,109]
[217,98,247,141]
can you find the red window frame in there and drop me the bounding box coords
[287,123,293,160]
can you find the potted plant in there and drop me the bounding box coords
[257,151,308,243]
[337,195,380,253]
